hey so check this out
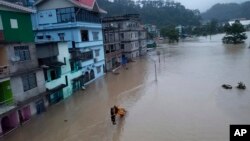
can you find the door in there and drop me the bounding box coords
[36,99,45,114]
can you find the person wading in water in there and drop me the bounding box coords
[110,107,116,125]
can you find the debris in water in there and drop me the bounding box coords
[222,84,232,89]
[237,82,246,90]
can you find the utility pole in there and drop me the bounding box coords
[147,53,158,82]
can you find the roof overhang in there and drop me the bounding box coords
[0,0,36,13]
[34,0,107,14]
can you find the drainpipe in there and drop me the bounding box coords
[65,76,68,86]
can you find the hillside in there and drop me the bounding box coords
[97,0,201,27]
[202,1,250,22]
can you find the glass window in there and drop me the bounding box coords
[95,50,100,57]
[121,44,125,49]
[22,73,37,92]
[81,30,89,41]
[56,7,75,23]
[14,46,31,61]
[10,19,18,29]
[120,33,124,39]
[97,66,101,73]
[92,32,99,41]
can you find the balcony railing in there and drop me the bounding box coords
[0,65,10,78]
[0,98,16,115]
[46,77,66,90]
[106,50,123,60]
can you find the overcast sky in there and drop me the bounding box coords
[174,0,249,12]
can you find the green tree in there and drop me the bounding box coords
[222,20,247,44]
[161,26,179,43]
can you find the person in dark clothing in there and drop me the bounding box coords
[110,107,116,125]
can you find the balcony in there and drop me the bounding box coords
[0,99,16,115]
[46,76,66,90]
[38,57,65,68]
[70,51,94,63]
[75,41,103,48]
[0,66,10,79]
[106,50,123,60]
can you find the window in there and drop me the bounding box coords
[97,66,101,73]
[22,73,37,91]
[92,32,99,41]
[58,33,65,41]
[95,50,100,57]
[56,7,75,23]
[79,51,93,62]
[110,45,115,52]
[10,19,18,29]
[37,36,44,40]
[75,8,101,23]
[120,33,124,39]
[121,44,125,49]
[14,46,31,61]
[81,30,89,41]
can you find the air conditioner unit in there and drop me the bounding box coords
[94,58,98,63]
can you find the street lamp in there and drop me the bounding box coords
[147,53,157,82]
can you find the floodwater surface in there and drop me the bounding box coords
[3,32,250,141]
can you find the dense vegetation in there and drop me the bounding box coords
[97,0,201,27]
[222,21,247,44]
[202,1,250,22]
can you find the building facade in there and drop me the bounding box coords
[0,1,47,136]
[102,14,147,69]
[102,21,122,71]
[32,0,106,87]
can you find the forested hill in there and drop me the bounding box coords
[97,0,201,27]
[201,1,250,22]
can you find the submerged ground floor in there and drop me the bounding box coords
[2,34,250,141]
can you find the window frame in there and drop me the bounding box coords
[92,32,99,41]
[81,30,89,42]
[22,73,37,92]
[14,46,31,61]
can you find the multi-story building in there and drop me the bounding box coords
[36,41,74,105]
[139,25,147,55]
[102,21,122,71]
[102,14,147,67]
[0,1,47,136]
[144,24,160,38]
[31,0,106,87]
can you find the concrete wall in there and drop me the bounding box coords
[0,47,8,66]
[6,43,38,74]
[124,50,139,59]
[123,41,139,52]
[10,70,46,102]
[36,9,57,25]
[121,31,139,41]
[34,27,103,47]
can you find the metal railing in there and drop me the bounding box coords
[0,65,10,78]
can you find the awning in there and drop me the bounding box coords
[46,62,65,68]
[72,75,84,82]
[47,84,67,94]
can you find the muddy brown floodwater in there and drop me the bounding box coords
[3,32,250,141]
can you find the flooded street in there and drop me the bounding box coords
[3,32,250,141]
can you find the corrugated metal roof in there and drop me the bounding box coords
[0,0,36,13]
[35,0,107,14]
